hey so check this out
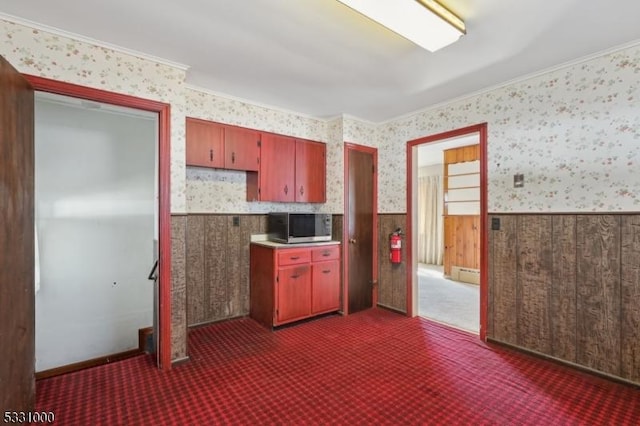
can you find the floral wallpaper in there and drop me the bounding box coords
[0,18,189,213]
[378,43,640,213]
[185,88,348,213]
[3,16,638,216]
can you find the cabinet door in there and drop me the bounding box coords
[312,260,340,314]
[186,118,224,168]
[224,126,260,171]
[259,133,296,202]
[277,265,311,324]
[295,139,326,203]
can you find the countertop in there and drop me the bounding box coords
[251,240,341,249]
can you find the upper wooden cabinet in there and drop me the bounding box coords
[186,117,326,203]
[247,134,326,203]
[185,118,259,172]
[186,118,224,168]
[295,139,326,203]
[251,133,296,202]
[224,126,260,171]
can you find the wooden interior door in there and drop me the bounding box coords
[0,55,35,411]
[346,145,376,314]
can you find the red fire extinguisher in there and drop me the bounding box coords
[390,228,402,264]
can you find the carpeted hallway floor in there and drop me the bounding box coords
[418,263,479,333]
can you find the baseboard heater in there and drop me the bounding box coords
[449,266,480,285]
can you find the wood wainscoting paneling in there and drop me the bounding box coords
[489,215,517,345]
[516,215,553,355]
[576,215,621,376]
[489,213,640,385]
[550,215,577,362]
[378,214,407,313]
[171,215,188,362]
[185,214,267,327]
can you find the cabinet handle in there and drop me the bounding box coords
[322,269,331,274]
[231,151,235,163]
[209,149,213,161]
[291,274,300,279]
[284,185,289,195]
[322,251,330,257]
[300,186,304,196]
[290,256,300,260]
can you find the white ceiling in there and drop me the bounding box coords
[2,0,640,122]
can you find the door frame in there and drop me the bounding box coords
[405,123,488,340]
[343,142,378,315]
[24,75,173,370]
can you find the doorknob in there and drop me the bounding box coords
[349,238,357,244]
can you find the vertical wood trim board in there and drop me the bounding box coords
[550,215,577,362]
[516,215,552,354]
[490,215,518,345]
[621,215,640,382]
[576,215,621,376]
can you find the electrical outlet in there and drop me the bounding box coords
[514,173,524,188]
[233,216,240,226]
[491,218,501,231]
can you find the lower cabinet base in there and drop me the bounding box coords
[250,242,342,329]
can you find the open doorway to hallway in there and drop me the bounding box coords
[34,92,159,375]
[406,124,488,339]
[416,137,480,333]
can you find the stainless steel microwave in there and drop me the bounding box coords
[267,213,332,244]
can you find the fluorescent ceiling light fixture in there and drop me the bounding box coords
[336,0,466,52]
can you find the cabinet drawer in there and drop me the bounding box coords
[277,249,311,266]
[311,245,339,262]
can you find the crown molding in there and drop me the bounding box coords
[382,38,640,125]
[0,13,190,71]
[185,84,328,122]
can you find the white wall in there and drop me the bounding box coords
[35,98,157,371]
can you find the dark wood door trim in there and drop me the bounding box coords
[343,142,378,315]
[23,75,173,370]
[406,123,488,341]
[1,55,35,412]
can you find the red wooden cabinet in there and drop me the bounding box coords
[250,242,341,328]
[247,135,326,203]
[276,264,311,323]
[310,246,340,313]
[186,118,224,168]
[295,139,326,203]
[186,118,260,172]
[249,133,296,202]
[224,125,260,171]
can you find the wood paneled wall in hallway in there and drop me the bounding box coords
[378,214,407,313]
[488,213,640,384]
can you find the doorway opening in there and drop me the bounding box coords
[25,75,172,370]
[406,124,488,340]
[34,92,158,375]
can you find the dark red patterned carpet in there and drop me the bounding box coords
[35,308,640,425]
